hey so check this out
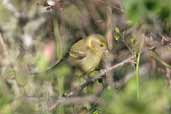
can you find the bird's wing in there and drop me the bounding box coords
[69,49,86,60]
[69,39,87,60]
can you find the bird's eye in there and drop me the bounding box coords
[100,43,104,47]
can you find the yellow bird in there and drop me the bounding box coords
[69,34,107,73]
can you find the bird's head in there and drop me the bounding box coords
[87,34,107,53]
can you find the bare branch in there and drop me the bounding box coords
[78,56,135,93]
[105,0,114,89]
[48,95,101,111]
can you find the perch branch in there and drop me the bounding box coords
[78,56,135,93]
[48,95,101,111]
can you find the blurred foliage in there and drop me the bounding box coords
[123,0,171,24]
[101,78,171,114]
[123,0,171,35]
[0,0,171,114]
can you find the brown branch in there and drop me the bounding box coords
[77,56,135,93]
[105,1,114,89]
[48,95,101,111]
[20,95,101,112]
[106,1,113,51]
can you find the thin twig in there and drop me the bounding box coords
[78,56,135,93]
[48,95,101,111]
